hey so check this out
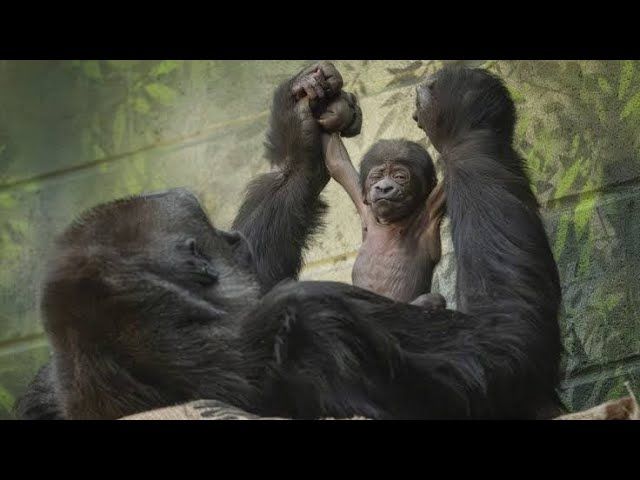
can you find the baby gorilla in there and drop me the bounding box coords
[318,109,446,308]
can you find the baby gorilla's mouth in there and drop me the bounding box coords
[373,197,400,204]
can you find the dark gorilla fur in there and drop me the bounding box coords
[16,64,563,420]
[414,66,563,417]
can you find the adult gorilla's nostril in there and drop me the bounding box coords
[202,265,219,283]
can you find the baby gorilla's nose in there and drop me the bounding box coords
[374,179,397,197]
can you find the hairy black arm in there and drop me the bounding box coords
[14,362,64,420]
[441,131,563,417]
[232,63,343,292]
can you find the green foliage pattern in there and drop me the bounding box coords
[0,60,638,417]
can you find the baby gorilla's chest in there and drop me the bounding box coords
[352,234,431,303]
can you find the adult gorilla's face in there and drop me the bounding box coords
[413,67,517,151]
[413,73,440,148]
[43,188,261,343]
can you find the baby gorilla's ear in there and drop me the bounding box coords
[316,91,362,138]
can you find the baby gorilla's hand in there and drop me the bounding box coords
[410,293,447,310]
[316,91,362,138]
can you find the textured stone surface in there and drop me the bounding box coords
[1,60,639,418]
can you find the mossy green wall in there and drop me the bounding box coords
[1,60,638,417]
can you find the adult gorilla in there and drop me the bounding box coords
[16,63,562,420]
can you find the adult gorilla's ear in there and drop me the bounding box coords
[221,230,256,272]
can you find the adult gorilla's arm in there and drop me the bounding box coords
[14,362,64,420]
[232,62,343,292]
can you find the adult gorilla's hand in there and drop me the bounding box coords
[291,61,343,100]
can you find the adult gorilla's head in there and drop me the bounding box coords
[42,188,261,419]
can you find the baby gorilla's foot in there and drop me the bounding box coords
[291,61,343,101]
[316,91,362,138]
[411,293,447,310]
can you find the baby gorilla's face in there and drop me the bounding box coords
[364,161,422,223]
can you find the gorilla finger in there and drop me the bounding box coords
[332,102,351,118]
[308,74,326,99]
[340,108,362,138]
[314,83,326,99]
[318,115,342,132]
[294,96,313,117]
[313,71,335,97]
[292,83,304,98]
[318,62,343,95]
[302,79,318,100]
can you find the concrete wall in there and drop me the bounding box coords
[1,60,638,418]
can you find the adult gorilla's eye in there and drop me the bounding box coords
[178,238,220,286]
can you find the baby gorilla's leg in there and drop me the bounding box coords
[410,293,447,310]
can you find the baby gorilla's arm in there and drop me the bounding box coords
[422,182,446,266]
[322,133,368,223]
[316,91,367,225]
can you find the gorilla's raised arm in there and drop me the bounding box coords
[413,67,563,418]
[232,62,344,292]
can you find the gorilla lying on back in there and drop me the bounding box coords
[17,63,563,420]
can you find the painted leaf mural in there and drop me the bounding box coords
[0,60,638,418]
